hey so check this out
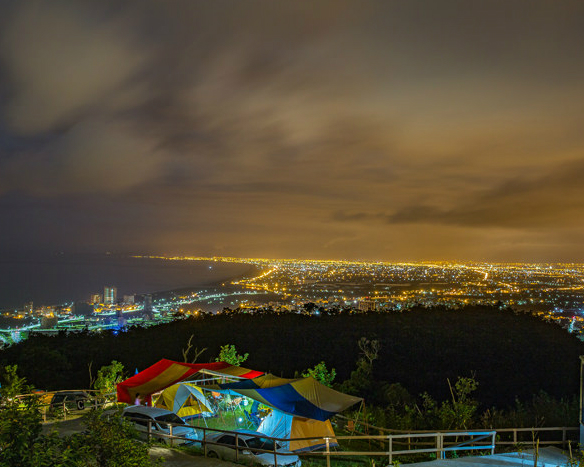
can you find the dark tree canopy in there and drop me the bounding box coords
[1,306,582,408]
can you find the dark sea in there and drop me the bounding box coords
[0,253,254,311]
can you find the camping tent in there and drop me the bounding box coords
[258,410,338,452]
[217,373,362,452]
[219,374,362,421]
[154,382,214,419]
[117,360,362,452]
[117,359,264,404]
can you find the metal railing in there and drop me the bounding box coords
[29,398,581,464]
[124,414,496,465]
[495,426,578,448]
[335,414,579,450]
[128,419,297,466]
[12,389,119,422]
[310,431,496,466]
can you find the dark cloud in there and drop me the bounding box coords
[384,159,584,228]
[1,0,584,260]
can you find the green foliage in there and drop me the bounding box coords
[0,392,44,466]
[302,361,336,387]
[0,366,158,467]
[0,364,31,398]
[1,407,160,467]
[94,360,125,396]
[215,344,248,366]
[480,391,578,428]
[339,338,379,397]
[439,376,479,429]
[76,409,160,467]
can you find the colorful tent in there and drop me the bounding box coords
[154,382,214,419]
[258,410,338,452]
[117,360,362,453]
[117,359,264,404]
[219,374,362,421]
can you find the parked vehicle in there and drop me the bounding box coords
[42,390,92,412]
[205,429,301,467]
[121,406,199,445]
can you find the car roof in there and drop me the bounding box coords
[236,429,267,437]
[123,405,174,417]
[210,429,267,441]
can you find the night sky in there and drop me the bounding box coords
[1,1,583,262]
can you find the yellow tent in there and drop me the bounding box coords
[154,382,214,419]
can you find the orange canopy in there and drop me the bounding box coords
[117,359,264,404]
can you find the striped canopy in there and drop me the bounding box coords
[117,359,263,404]
[220,375,362,421]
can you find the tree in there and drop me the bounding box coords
[215,344,248,366]
[438,376,479,429]
[358,337,380,366]
[340,337,380,397]
[0,374,160,467]
[0,365,83,467]
[302,361,336,387]
[76,409,160,467]
[0,391,42,466]
[181,334,207,363]
[0,364,31,398]
[94,361,125,397]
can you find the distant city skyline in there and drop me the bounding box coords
[1,1,584,262]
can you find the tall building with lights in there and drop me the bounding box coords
[89,294,102,304]
[104,286,117,305]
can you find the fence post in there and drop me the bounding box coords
[236,433,239,462]
[274,437,278,467]
[513,429,517,445]
[388,435,393,464]
[437,433,443,459]
[170,424,174,447]
[491,432,496,455]
[203,429,208,457]
[563,428,567,449]
[326,437,331,467]
[147,420,152,442]
[63,401,67,420]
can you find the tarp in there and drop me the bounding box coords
[117,359,264,404]
[219,374,362,421]
[258,410,338,452]
[154,382,213,419]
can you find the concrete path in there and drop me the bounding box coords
[405,447,569,467]
[42,417,86,436]
[149,446,240,467]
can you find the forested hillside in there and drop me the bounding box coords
[1,306,582,408]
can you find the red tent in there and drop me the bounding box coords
[117,359,264,404]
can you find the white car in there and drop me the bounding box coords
[205,429,301,467]
[122,406,199,445]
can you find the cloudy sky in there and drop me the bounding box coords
[1,0,583,262]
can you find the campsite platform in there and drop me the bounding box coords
[405,447,569,467]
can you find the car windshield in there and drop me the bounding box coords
[245,437,280,451]
[155,413,185,425]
